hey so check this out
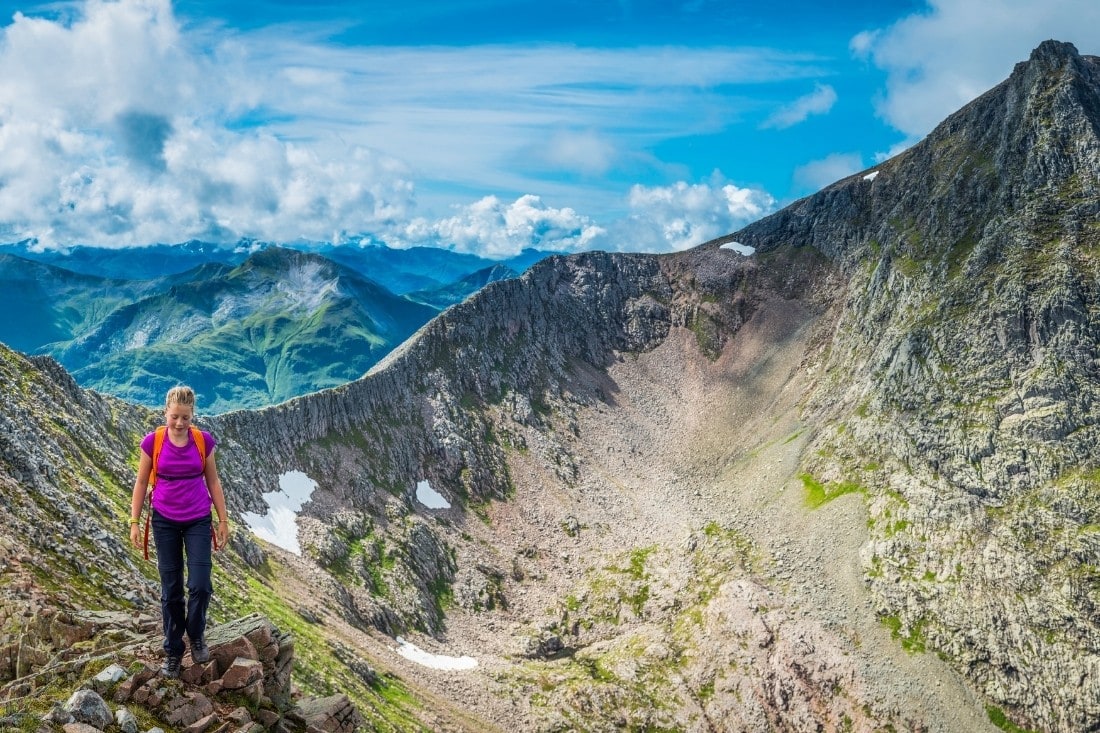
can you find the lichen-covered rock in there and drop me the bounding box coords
[63,689,112,729]
[0,614,360,733]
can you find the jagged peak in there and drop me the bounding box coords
[730,39,1100,266]
[1026,39,1081,67]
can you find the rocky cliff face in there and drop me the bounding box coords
[2,39,1099,733]
[732,39,1100,733]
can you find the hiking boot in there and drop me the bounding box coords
[161,655,182,679]
[191,638,210,664]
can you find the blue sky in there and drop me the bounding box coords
[0,0,1098,257]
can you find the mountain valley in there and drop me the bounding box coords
[2,40,1100,733]
[0,244,546,413]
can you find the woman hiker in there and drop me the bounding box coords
[129,385,230,678]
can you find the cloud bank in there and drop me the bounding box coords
[0,0,795,255]
[4,0,1098,256]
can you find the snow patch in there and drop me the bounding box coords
[415,479,451,509]
[720,241,755,255]
[863,170,879,181]
[395,637,478,670]
[241,470,317,555]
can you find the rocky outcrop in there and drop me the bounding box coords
[0,348,157,611]
[0,611,362,733]
[728,41,1100,733]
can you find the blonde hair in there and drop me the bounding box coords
[165,385,197,411]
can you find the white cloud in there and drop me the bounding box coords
[855,0,1100,142]
[613,174,776,252]
[761,83,838,129]
[403,194,605,258]
[390,174,775,257]
[0,0,418,248]
[531,130,619,177]
[848,30,880,59]
[0,0,826,251]
[793,153,864,193]
[245,41,822,214]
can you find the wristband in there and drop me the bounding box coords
[128,518,140,525]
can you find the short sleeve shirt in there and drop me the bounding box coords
[141,429,216,522]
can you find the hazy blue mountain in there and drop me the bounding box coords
[0,253,156,353]
[311,242,552,294]
[406,263,519,309]
[2,239,247,279]
[500,247,560,273]
[315,243,492,293]
[4,239,558,293]
[40,247,439,412]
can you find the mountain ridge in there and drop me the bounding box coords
[2,39,1100,733]
[44,246,440,413]
[727,38,1100,732]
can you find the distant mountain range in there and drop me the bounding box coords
[5,238,553,294]
[0,241,555,412]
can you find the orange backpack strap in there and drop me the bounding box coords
[149,426,168,490]
[191,426,207,472]
[143,426,208,561]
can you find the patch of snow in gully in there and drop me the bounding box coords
[415,479,451,509]
[395,637,477,670]
[241,470,317,555]
[720,241,755,255]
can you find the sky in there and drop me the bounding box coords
[0,0,1098,258]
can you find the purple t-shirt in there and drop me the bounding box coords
[141,429,216,522]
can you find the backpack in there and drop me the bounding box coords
[143,426,215,560]
[150,425,207,488]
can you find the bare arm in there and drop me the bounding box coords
[205,450,231,549]
[129,450,152,548]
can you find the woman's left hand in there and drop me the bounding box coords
[215,520,230,550]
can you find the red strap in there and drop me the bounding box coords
[143,514,151,562]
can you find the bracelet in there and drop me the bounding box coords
[128,518,140,525]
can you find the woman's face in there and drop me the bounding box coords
[165,402,194,432]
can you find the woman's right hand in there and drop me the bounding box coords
[129,522,141,549]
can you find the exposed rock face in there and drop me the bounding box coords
[731,39,1100,733]
[1,39,1099,733]
[0,349,156,610]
